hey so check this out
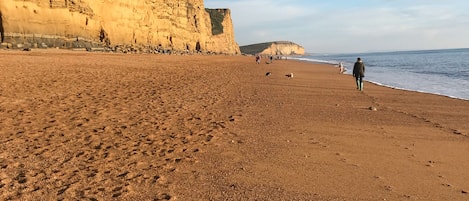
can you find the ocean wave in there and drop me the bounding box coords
[291,49,469,100]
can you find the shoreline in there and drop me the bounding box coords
[4,47,469,101]
[366,80,469,101]
[289,57,469,102]
[1,51,468,200]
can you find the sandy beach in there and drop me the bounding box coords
[1,50,468,201]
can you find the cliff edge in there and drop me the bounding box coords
[240,41,305,55]
[0,0,240,54]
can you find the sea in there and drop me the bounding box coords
[292,48,469,101]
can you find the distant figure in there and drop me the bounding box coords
[338,62,344,74]
[353,57,365,91]
[255,55,261,64]
[269,55,273,63]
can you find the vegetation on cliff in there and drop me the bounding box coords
[205,9,225,36]
[0,11,4,43]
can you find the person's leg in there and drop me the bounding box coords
[355,76,360,89]
[359,77,364,91]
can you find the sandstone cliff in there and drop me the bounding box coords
[240,41,305,55]
[0,0,240,54]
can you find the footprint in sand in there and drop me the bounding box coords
[442,183,452,187]
[335,153,360,167]
[452,129,463,135]
[426,160,436,167]
[384,185,394,191]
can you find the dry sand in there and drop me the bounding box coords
[0,50,468,201]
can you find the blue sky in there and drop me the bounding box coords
[204,0,469,53]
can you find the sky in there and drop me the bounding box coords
[204,0,469,53]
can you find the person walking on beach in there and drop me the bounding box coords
[338,62,344,74]
[255,55,261,64]
[353,57,365,91]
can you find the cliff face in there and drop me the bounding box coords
[0,0,240,54]
[240,41,305,55]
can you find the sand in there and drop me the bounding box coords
[0,50,468,201]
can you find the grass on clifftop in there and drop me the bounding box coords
[240,43,273,55]
[240,41,300,55]
[205,9,224,35]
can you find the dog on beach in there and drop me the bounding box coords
[285,73,293,78]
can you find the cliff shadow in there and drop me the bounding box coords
[0,11,4,43]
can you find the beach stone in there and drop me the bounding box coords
[369,106,377,111]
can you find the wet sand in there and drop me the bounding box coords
[0,50,468,200]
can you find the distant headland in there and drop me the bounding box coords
[240,41,305,56]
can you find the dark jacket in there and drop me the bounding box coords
[353,61,365,78]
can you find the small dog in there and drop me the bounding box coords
[285,73,293,78]
[265,72,272,77]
